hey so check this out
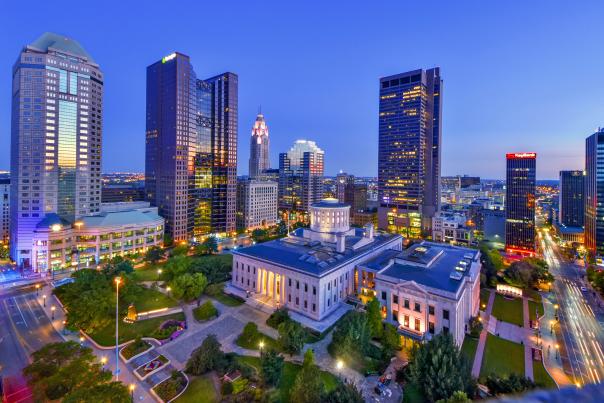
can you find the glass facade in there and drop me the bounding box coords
[559,170,584,227]
[585,130,604,256]
[377,68,442,238]
[505,153,536,255]
[278,140,324,213]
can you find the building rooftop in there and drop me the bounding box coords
[365,242,479,294]
[28,32,96,64]
[312,198,350,208]
[79,208,162,229]
[233,227,400,277]
[555,223,584,234]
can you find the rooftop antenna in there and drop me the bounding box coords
[258,105,262,115]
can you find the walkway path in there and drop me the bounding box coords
[540,293,573,387]
[472,289,495,377]
[522,297,534,380]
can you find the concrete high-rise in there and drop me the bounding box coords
[10,33,103,267]
[249,112,270,178]
[146,52,238,241]
[558,170,584,228]
[505,152,536,256]
[377,68,442,238]
[278,140,324,213]
[585,129,604,256]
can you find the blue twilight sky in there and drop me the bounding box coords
[1,0,603,179]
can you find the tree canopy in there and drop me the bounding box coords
[290,349,325,403]
[185,334,226,375]
[504,258,553,289]
[170,272,208,301]
[260,349,284,386]
[277,319,306,355]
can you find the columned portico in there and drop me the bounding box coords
[256,268,284,305]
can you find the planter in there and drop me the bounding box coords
[151,371,189,403]
[134,354,170,381]
[120,339,154,363]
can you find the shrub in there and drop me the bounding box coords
[193,301,218,322]
[266,307,290,329]
[221,381,233,395]
[205,283,224,296]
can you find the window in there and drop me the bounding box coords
[288,295,291,302]
[414,318,420,331]
[393,295,399,304]
[404,315,409,328]
[443,326,449,334]
[288,278,292,287]
[392,310,398,321]
[443,309,450,320]
[312,303,316,312]
[304,283,308,292]
[313,286,316,295]
[295,297,299,305]
[296,281,299,289]
[429,322,435,334]
[381,291,386,300]
[404,299,409,309]
[414,302,421,313]
[304,300,308,308]
[428,305,435,316]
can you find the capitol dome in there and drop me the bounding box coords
[310,198,351,233]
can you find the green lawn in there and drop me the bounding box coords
[480,334,525,379]
[235,327,279,351]
[491,294,524,326]
[533,359,557,389]
[128,286,178,312]
[130,266,164,282]
[402,382,426,403]
[211,292,244,307]
[88,312,185,346]
[461,336,479,365]
[175,375,217,403]
[524,288,543,303]
[236,355,337,402]
[480,289,491,311]
[528,300,545,322]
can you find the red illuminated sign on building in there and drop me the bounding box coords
[506,152,537,160]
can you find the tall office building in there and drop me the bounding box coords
[585,129,604,256]
[335,171,353,203]
[377,68,442,238]
[249,112,270,178]
[278,140,324,213]
[505,152,536,256]
[146,53,238,241]
[1,179,10,244]
[10,33,103,267]
[558,170,584,227]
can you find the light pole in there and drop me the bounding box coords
[259,341,264,356]
[157,269,162,281]
[51,305,55,320]
[101,356,107,368]
[35,283,40,296]
[166,286,171,297]
[79,336,85,345]
[114,277,122,381]
[555,343,560,359]
[42,294,46,307]
[129,384,135,402]
[336,359,343,380]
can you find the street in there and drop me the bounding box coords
[0,286,63,378]
[540,230,604,385]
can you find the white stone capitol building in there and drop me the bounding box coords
[231,198,479,342]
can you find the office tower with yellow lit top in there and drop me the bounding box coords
[10,33,103,268]
[377,68,442,238]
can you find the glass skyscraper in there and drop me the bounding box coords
[558,170,584,228]
[377,68,442,238]
[10,33,103,268]
[505,152,536,256]
[278,140,324,213]
[585,129,604,257]
[146,53,237,241]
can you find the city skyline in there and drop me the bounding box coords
[2,2,603,179]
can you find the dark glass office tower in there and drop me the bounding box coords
[10,33,103,267]
[558,170,584,227]
[146,53,197,242]
[377,68,442,238]
[585,129,604,256]
[505,153,536,256]
[146,52,238,241]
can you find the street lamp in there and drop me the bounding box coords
[62,320,66,335]
[336,359,343,379]
[114,277,122,381]
[79,336,85,345]
[43,294,46,307]
[129,384,135,402]
[101,356,107,367]
[51,305,56,320]
[555,343,560,359]
[166,286,171,297]
[157,268,162,280]
[259,340,264,356]
[35,283,40,296]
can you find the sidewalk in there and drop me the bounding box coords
[472,289,495,377]
[522,297,534,380]
[38,284,155,402]
[540,294,572,387]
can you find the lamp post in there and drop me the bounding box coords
[555,343,560,359]
[259,341,264,356]
[62,320,66,335]
[51,305,55,320]
[101,356,107,368]
[129,384,135,402]
[166,286,171,297]
[79,336,85,345]
[114,277,122,381]
[157,269,162,281]
[35,283,40,296]
[336,359,343,379]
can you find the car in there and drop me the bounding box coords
[580,286,588,292]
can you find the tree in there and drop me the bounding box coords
[504,258,553,289]
[278,319,306,355]
[266,307,290,328]
[190,255,233,284]
[408,332,474,402]
[170,273,208,301]
[366,297,383,339]
[324,381,364,403]
[260,349,284,386]
[144,246,164,264]
[163,255,193,281]
[468,316,483,338]
[197,236,218,255]
[382,322,402,352]
[171,243,189,256]
[23,341,114,401]
[436,391,472,403]
[485,373,536,395]
[330,311,371,359]
[290,349,324,403]
[186,334,226,375]
[62,382,131,403]
[240,322,259,344]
